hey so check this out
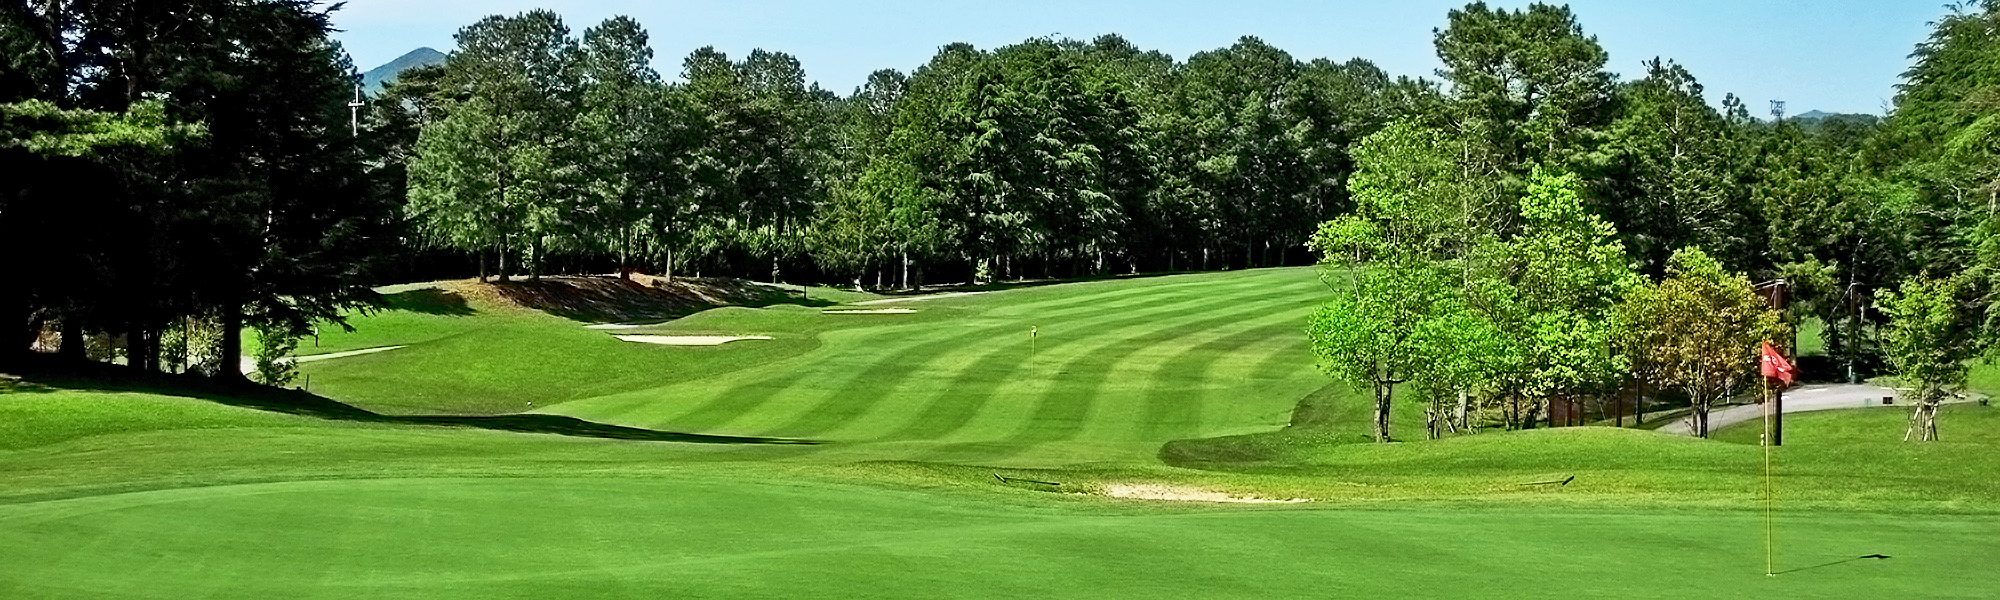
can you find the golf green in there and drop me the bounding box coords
[3,474,1994,599]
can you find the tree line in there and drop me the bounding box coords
[1307,2,2000,441]
[372,10,1428,288]
[2,0,394,380]
[5,1,1998,408]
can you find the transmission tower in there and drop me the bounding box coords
[1769,100,1786,122]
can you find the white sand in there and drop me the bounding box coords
[238,345,405,374]
[853,291,988,305]
[822,308,917,314]
[1102,484,1309,504]
[614,335,773,346]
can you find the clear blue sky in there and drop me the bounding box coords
[329,0,1943,115]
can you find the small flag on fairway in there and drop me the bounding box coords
[1760,341,1796,386]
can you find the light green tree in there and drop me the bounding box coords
[1877,276,1986,441]
[1469,172,1641,428]
[1615,247,1780,437]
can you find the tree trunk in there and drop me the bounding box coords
[3,294,28,357]
[216,301,246,382]
[1373,377,1394,443]
[901,251,909,290]
[665,247,675,283]
[530,236,543,281]
[497,237,511,283]
[1694,399,1711,438]
[59,318,84,360]
[1457,390,1471,431]
[619,226,631,281]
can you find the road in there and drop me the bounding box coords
[1657,383,1902,436]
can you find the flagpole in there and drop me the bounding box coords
[1761,368,1780,577]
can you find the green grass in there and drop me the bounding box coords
[7,267,2000,598]
[4,473,1993,599]
[303,268,1331,465]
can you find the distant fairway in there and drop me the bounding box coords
[303,268,1339,465]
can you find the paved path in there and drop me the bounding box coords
[238,345,405,375]
[1658,383,1901,436]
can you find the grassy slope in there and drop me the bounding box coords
[305,268,1331,466]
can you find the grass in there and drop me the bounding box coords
[302,267,1331,465]
[6,267,2000,598]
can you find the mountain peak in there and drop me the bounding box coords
[360,47,447,94]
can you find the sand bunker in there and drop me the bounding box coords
[822,308,916,314]
[614,335,773,346]
[853,291,987,305]
[1103,484,1309,504]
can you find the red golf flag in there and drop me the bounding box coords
[1760,341,1797,386]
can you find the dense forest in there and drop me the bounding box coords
[4,1,1998,422]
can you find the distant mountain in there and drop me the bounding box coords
[360,47,446,94]
[1789,110,1880,127]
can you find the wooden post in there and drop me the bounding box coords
[1772,379,1784,446]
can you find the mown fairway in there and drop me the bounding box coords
[303,268,1338,466]
[5,269,2000,599]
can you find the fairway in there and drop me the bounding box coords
[7,270,2000,598]
[303,268,1335,466]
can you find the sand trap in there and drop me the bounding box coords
[1103,484,1309,504]
[853,291,987,305]
[822,308,916,314]
[614,335,772,346]
[238,345,405,374]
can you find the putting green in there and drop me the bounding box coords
[2,475,1994,599]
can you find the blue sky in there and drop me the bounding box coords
[329,1,1944,115]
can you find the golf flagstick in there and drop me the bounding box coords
[1763,378,1777,577]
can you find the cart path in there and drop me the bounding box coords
[1660,383,1908,436]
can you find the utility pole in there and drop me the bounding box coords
[1755,278,1790,446]
[347,81,365,138]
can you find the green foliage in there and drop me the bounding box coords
[1877,276,1986,404]
[1615,247,1780,437]
[1435,2,1615,175]
[0,100,201,157]
[251,323,302,387]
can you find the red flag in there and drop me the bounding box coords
[1760,341,1796,386]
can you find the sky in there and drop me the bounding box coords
[328,0,1946,116]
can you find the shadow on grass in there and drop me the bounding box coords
[379,288,476,316]
[1,354,816,445]
[863,269,1205,298]
[486,276,835,323]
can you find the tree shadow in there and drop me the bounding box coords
[378,288,475,316]
[487,276,834,323]
[864,270,1198,298]
[1,355,816,445]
